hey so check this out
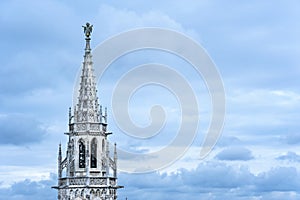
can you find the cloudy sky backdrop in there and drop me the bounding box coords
[0,0,300,199]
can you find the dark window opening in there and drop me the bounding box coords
[91,138,97,168]
[79,140,86,168]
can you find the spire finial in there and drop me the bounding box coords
[82,22,93,38]
[82,22,93,52]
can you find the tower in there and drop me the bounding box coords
[53,23,123,200]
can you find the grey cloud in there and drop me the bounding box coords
[215,147,254,161]
[285,133,300,145]
[217,136,242,147]
[0,173,56,200]
[276,151,300,162]
[256,167,300,192]
[1,162,300,200]
[0,113,46,145]
[118,162,300,200]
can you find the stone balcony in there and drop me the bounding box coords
[59,177,117,188]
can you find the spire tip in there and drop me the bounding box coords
[82,22,93,39]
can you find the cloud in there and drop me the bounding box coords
[276,152,300,162]
[0,173,56,200]
[256,167,300,192]
[0,113,47,145]
[180,162,254,189]
[118,162,300,200]
[215,147,254,161]
[285,133,300,145]
[1,162,300,200]
[217,136,242,147]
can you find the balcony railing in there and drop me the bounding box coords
[59,177,116,187]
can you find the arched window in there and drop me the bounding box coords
[91,138,97,168]
[96,189,100,197]
[70,190,74,199]
[79,140,85,168]
[90,189,95,195]
[75,189,79,197]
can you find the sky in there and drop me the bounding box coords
[0,0,300,199]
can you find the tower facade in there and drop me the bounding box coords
[53,23,123,200]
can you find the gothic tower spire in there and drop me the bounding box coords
[53,23,123,200]
[74,22,100,124]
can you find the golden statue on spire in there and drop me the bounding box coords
[82,22,93,38]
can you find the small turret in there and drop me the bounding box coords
[58,143,62,179]
[114,143,117,178]
[100,105,103,123]
[105,107,108,123]
[106,140,110,175]
[68,107,73,132]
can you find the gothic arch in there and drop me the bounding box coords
[69,189,74,199]
[91,138,97,168]
[75,189,79,197]
[90,189,95,195]
[96,189,100,197]
[78,139,86,168]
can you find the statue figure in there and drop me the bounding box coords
[82,22,93,38]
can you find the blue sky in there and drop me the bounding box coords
[0,0,300,199]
